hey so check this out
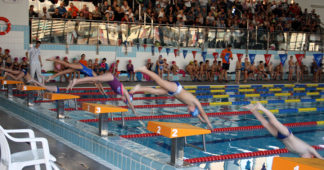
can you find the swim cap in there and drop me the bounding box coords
[190,107,199,117]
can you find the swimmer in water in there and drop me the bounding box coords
[130,66,213,130]
[66,72,138,116]
[243,102,323,158]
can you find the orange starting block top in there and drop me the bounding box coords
[0,77,4,80]
[1,80,23,85]
[272,157,324,170]
[44,92,80,100]
[17,85,46,91]
[82,103,128,114]
[147,121,211,138]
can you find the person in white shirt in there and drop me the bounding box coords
[39,6,51,19]
[28,41,43,83]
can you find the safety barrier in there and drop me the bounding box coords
[184,145,323,163]
[80,107,324,123]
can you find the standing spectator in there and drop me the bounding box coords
[99,58,109,74]
[104,6,115,21]
[39,6,51,19]
[29,5,38,18]
[121,1,130,14]
[100,1,110,14]
[57,2,67,18]
[220,45,233,82]
[235,57,242,84]
[68,3,79,19]
[3,49,12,69]
[80,5,90,19]
[92,6,102,20]
[288,55,294,81]
[28,41,43,83]
[79,54,88,67]
[127,60,134,81]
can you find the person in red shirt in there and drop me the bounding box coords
[220,45,233,82]
[68,3,79,19]
[79,54,87,67]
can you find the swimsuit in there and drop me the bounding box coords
[159,60,164,70]
[78,63,93,77]
[56,86,60,93]
[168,81,183,96]
[107,77,124,95]
[22,68,28,76]
[277,128,292,140]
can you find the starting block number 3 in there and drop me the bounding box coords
[156,126,178,137]
[87,105,101,113]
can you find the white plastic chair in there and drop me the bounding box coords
[0,125,59,170]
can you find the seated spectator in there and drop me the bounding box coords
[206,60,212,81]
[52,8,62,18]
[104,6,115,21]
[80,4,90,19]
[266,62,274,80]
[162,59,170,80]
[79,54,87,67]
[127,60,134,81]
[99,58,109,74]
[88,59,93,70]
[100,1,110,14]
[186,61,195,81]
[68,3,79,19]
[121,1,130,14]
[257,61,267,80]
[12,58,20,71]
[210,60,218,81]
[146,58,153,71]
[110,60,119,77]
[71,58,80,79]
[274,63,283,80]
[20,57,29,72]
[206,12,215,26]
[170,61,179,75]
[93,58,100,74]
[92,6,102,20]
[39,6,51,19]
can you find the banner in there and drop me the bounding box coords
[237,53,243,61]
[212,52,218,60]
[151,45,155,56]
[183,50,188,59]
[314,54,323,67]
[192,51,197,59]
[174,49,179,57]
[202,51,207,62]
[143,44,147,51]
[158,46,162,53]
[166,48,170,55]
[279,54,288,65]
[264,54,271,65]
[249,54,256,64]
[295,54,304,66]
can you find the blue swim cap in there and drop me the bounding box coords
[190,107,199,117]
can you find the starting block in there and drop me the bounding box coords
[17,85,46,106]
[82,103,128,136]
[272,157,324,170]
[44,93,80,119]
[0,77,4,80]
[147,121,211,166]
[1,80,23,97]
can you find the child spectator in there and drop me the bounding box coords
[79,54,87,67]
[71,58,80,79]
[235,57,242,84]
[127,60,134,81]
[88,59,93,70]
[186,61,195,81]
[257,61,267,80]
[93,58,100,74]
[170,61,179,75]
[146,58,153,71]
[12,58,20,71]
[163,59,170,80]
[243,57,250,83]
[3,49,12,69]
[288,56,294,81]
[62,57,70,82]
[210,60,217,82]
[20,57,28,72]
[99,58,109,74]
[110,60,119,77]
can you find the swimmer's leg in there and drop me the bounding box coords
[47,57,83,70]
[130,84,168,95]
[47,69,75,82]
[0,67,21,75]
[67,72,114,90]
[135,66,178,93]
[255,102,290,136]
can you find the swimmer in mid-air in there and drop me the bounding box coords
[243,102,323,158]
[0,67,33,83]
[46,57,106,95]
[130,66,213,130]
[66,72,138,116]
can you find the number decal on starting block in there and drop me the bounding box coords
[23,86,27,90]
[87,105,90,111]
[157,126,161,134]
[3,81,6,84]
[95,107,101,113]
[172,129,178,137]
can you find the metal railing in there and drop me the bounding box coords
[30,18,324,53]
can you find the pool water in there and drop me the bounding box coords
[14,85,324,163]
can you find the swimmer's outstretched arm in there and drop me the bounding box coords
[309,146,323,159]
[67,73,115,90]
[196,104,213,130]
[47,68,75,82]
[122,88,139,117]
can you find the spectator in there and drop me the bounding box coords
[110,60,119,77]
[127,60,134,81]
[12,58,20,71]
[146,58,153,71]
[79,54,87,67]
[121,1,130,14]
[57,2,67,18]
[29,5,38,18]
[170,61,179,75]
[3,49,12,69]
[104,6,115,21]
[100,1,110,14]
[88,59,93,70]
[20,57,29,72]
[92,6,102,20]
[52,8,62,18]
[93,58,100,74]
[62,56,71,81]
[80,5,90,19]
[39,6,51,19]
[99,58,108,74]
[68,3,79,19]
[235,57,242,84]
[220,45,233,82]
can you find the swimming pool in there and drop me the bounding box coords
[5,83,324,169]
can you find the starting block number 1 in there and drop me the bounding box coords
[156,126,178,137]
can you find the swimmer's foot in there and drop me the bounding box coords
[67,79,77,91]
[134,66,147,73]
[129,84,141,94]
[242,103,257,111]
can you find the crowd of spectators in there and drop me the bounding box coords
[29,0,322,32]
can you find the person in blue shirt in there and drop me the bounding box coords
[57,2,67,18]
[99,58,109,74]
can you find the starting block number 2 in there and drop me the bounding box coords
[156,126,178,137]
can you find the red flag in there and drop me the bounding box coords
[295,54,304,66]
[264,54,272,65]
[212,52,218,60]
[143,44,147,50]
[118,39,122,46]
[174,49,179,57]
[237,53,243,60]
[158,46,162,53]
[192,51,197,59]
